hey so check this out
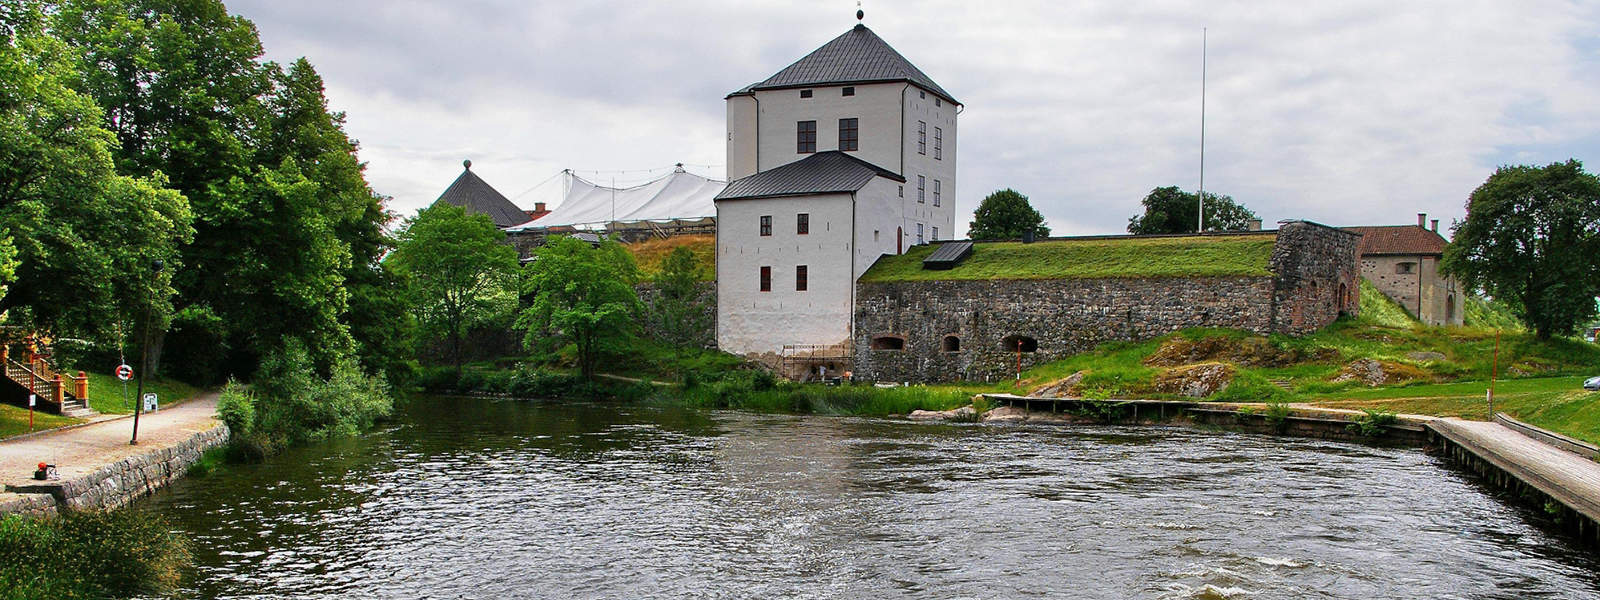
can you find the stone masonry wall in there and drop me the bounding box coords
[1268,221,1363,334]
[854,276,1277,383]
[2,423,230,516]
[853,222,1361,383]
[635,281,717,349]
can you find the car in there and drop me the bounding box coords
[1585,376,1600,391]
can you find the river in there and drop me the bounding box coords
[142,396,1600,599]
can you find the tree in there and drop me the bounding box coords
[0,3,192,345]
[647,246,711,348]
[1126,186,1259,234]
[1442,160,1600,339]
[389,203,518,371]
[969,189,1049,240]
[519,236,642,378]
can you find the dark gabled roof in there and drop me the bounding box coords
[734,24,958,104]
[715,151,905,201]
[1343,225,1449,256]
[434,164,527,228]
[922,241,973,270]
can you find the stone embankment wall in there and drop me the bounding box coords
[854,222,1361,382]
[635,281,718,349]
[1,424,229,517]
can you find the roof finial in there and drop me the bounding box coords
[856,1,863,22]
[463,159,472,170]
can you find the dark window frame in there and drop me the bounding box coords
[917,175,925,203]
[934,127,942,160]
[797,120,816,153]
[917,121,926,155]
[933,179,941,207]
[838,117,859,152]
[797,213,809,235]
[759,266,771,292]
[795,265,807,291]
[800,89,813,98]
[842,86,855,96]
[759,215,772,236]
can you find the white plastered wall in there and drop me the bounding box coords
[716,193,858,356]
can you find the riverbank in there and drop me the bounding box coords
[0,393,227,516]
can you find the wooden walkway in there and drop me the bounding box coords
[1427,418,1600,538]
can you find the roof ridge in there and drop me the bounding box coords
[741,24,958,104]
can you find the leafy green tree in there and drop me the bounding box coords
[0,3,191,345]
[389,203,519,371]
[1126,186,1259,234]
[520,236,642,378]
[648,246,711,348]
[1442,160,1600,339]
[968,189,1049,240]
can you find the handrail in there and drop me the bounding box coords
[4,358,65,402]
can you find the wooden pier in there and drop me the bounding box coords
[1426,417,1600,543]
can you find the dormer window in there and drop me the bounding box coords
[800,89,813,98]
[842,86,855,96]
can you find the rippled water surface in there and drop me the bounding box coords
[144,397,1600,599]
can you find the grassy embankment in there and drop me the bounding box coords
[628,235,716,281]
[859,233,1277,282]
[0,510,189,598]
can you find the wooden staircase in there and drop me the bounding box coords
[2,343,97,418]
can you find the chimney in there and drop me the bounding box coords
[1247,218,1263,231]
[1430,219,1439,233]
[535,202,546,212]
[1417,213,1426,228]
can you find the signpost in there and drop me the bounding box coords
[28,393,35,432]
[141,393,158,413]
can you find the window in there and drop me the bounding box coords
[870,336,905,351]
[933,179,941,207]
[934,127,942,160]
[759,215,772,236]
[842,86,855,96]
[917,121,926,154]
[1396,262,1416,274]
[759,266,771,292]
[874,229,880,242]
[898,185,903,197]
[917,176,925,203]
[797,213,809,235]
[932,226,939,241]
[935,97,941,107]
[795,265,807,291]
[1001,335,1038,353]
[797,120,816,153]
[838,118,858,152]
[942,335,961,352]
[800,89,813,98]
[919,90,926,99]
[916,223,925,245]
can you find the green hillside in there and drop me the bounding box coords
[860,234,1276,282]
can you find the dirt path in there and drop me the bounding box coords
[0,392,220,489]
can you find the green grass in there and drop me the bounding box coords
[1464,294,1526,331]
[859,234,1277,282]
[626,235,716,281]
[679,380,973,417]
[82,371,202,414]
[0,510,190,598]
[1355,278,1418,328]
[1306,376,1600,444]
[0,403,80,439]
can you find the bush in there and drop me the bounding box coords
[415,366,460,392]
[226,340,394,457]
[215,379,257,436]
[0,511,191,598]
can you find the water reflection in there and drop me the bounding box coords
[144,397,1600,599]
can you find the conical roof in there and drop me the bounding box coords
[434,161,527,228]
[739,24,958,104]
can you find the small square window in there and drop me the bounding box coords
[759,215,772,236]
[919,90,925,99]
[759,266,771,292]
[796,265,808,291]
[797,213,809,235]
[842,86,854,96]
[800,89,813,98]
[1396,262,1416,274]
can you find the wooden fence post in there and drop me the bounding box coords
[75,371,88,402]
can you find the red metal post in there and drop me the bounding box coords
[1014,340,1022,386]
[1488,330,1500,418]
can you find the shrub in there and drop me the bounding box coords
[0,511,191,598]
[228,340,394,457]
[215,379,257,436]
[415,366,460,392]
[1348,408,1399,438]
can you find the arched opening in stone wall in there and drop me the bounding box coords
[870,336,905,351]
[1000,335,1037,353]
[1339,282,1350,315]
[941,335,961,352]
[1446,294,1456,323]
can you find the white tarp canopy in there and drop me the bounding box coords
[506,168,725,231]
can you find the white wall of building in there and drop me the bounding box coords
[716,193,858,356]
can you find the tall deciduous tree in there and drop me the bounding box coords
[1442,160,1600,339]
[647,246,710,348]
[0,3,191,345]
[520,236,641,378]
[969,189,1049,240]
[1126,186,1258,234]
[390,203,519,371]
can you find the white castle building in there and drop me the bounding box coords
[715,20,960,358]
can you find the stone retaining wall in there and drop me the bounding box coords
[853,222,1362,382]
[2,423,230,516]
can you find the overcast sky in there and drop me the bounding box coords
[228,0,1600,237]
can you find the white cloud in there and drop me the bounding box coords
[231,0,1600,235]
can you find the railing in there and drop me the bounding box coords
[780,343,853,360]
[5,358,63,405]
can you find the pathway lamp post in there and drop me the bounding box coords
[131,259,163,445]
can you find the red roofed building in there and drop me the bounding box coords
[1344,213,1463,326]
